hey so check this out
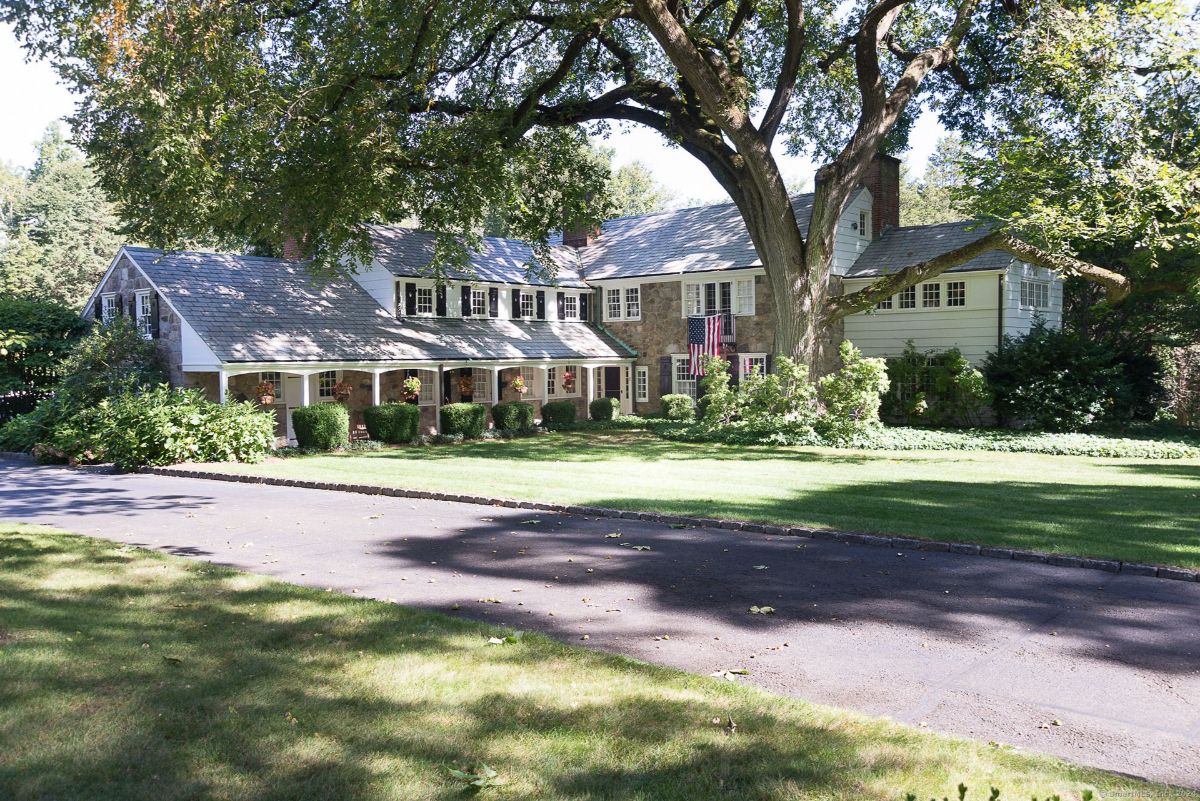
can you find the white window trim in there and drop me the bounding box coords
[946,280,967,308]
[259,371,283,402]
[671,354,697,398]
[922,282,941,308]
[635,366,649,402]
[681,278,752,317]
[741,353,767,378]
[417,370,436,406]
[1020,279,1051,309]
[519,292,536,319]
[858,210,869,239]
[101,292,118,323]
[624,286,641,321]
[471,368,492,402]
[415,286,435,316]
[317,370,340,401]
[519,366,543,399]
[470,288,487,317]
[734,277,755,316]
[134,290,153,339]
[563,295,579,321]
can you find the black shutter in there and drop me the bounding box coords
[512,289,521,318]
[404,282,417,315]
[580,294,590,322]
[461,286,472,317]
[730,354,740,388]
[488,287,499,317]
[128,296,136,317]
[150,294,161,338]
[536,290,546,320]
[435,285,447,317]
[93,296,102,320]
[557,292,566,320]
[765,354,773,374]
[114,296,123,317]
[658,356,673,398]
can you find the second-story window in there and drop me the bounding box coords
[101,293,118,323]
[899,286,917,309]
[471,288,487,316]
[607,288,622,320]
[134,290,153,339]
[520,292,535,318]
[416,287,434,315]
[563,295,578,320]
[624,287,641,319]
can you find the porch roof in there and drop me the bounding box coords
[124,247,634,364]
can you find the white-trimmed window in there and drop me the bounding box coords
[134,290,153,338]
[734,277,754,315]
[624,287,641,319]
[519,292,535,318]
[472,368,492,402]
[684,282,703,316]
[259,371,283,400]
[519,366,541,398]
[101,293,118,323]
[606,288,622,320]
[859,210,869,239]
[635,366,648,402]
[922,283,941,308]
[875,295,893,311]
[672,356,697,398]
[317,370,338,400]
[682,278,753,317]
[947,281,966,307]
[1021,280,1050,309]
[417,372,435,406]
[416,286,434,315]
[546,366,557,397]
[471,288,487,316]
[742,353,767,377]
[563,295,579,320]
[898,286,916,309]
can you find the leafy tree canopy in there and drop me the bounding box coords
[899,135,968,227]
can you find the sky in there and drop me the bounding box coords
[1,22,944,203]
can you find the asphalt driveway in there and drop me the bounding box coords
[3,457,1198,788]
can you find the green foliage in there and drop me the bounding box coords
[0,295,89,395]
[740,356,819,426]
[905,783,1094,801]
[492,400,535,432]
[883,343,991,427]
[362,402,420,444]
[291,404,350,450]
[697,357,737,425]
[985,324,1129,431]
[440,403,487,439]
[589,397,620,422]
[816,342,890,444]
[1161,346,1200,427]
[660,394,696,421]
[0,124,121,308]
[898,135,969,227]
[539,400,577,428]
[0,411,42,452]
[57,318,166,406]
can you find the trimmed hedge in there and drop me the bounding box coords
[540,400,577,428]
[590,397,620,421]
[363,402,420,444]
[492,400,535,432]
[660,393,696,421]
[292,403,349,450]
[440,402,487,439]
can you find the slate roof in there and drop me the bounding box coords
[843,220,1013,278]
[368,225,588,288]
[124,247,632,364]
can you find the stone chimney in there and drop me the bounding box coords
[562,224,599,249]
[861,153,901,237]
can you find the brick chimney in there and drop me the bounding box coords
[562,224,599,249]
[281,230,308,261]
[861,153,901,238]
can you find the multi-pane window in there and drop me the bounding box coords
[519,366,541,398]
[418,371,435,405]
[624,287,641,319]
[743,354,767,377]
[684,279,751,317]
[519,292,535,318]
[859,210,869,238]
[673,357,697,398]
[635,366,648,402]
[101,293,118,323]
[471,289,487,316]
[899,286,917,309]
[472,368,491,402]
[606,288,622,319]
[684,283,703,316]
[134,291,153,338]
[875,295,893,310]
[415,286,434,315]
[564,295,578,319]
[947,281,966,307]
[735,278,754,315]
[546,366,557,397]
[922,283,941,308]
[317,371,338,400]
[259,371,282,399]
[1021,280,1050,309]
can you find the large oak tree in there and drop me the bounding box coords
[4,0,1195,368]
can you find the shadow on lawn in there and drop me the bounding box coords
[0,531,940,801]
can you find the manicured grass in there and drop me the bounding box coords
[208,430,1200,568]
[1,524,1190,801]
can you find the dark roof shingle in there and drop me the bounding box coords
[843,220,1012,278]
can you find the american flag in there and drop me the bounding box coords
[687,314,723,376]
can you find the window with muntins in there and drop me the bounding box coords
[743,354,767,377]
[606,288,622,320]
[101,293,118,323]
[1021,280,1050,308]
[922,283,941,308]
[472,368,491,402]
[317,371,337,400]
[416,287,434,315]
[947,281,966,307]
[520,292,535,318]
[260,372,282,398]
[546,366,557,397]
[471,289,487,316]
[875,295,893,310]
[418,372,435,405]
[735,278,754,315]
[564,295,578,319]
[635,366,648,402]
[134,291,153,338]
[624,287,641,319]
[673,357,697,398]
[684,283,703,316]
[859,210,869,238]
[899,286,916,309]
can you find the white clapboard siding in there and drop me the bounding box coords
[1002,263,1063,338]
[350,259,397,312]
[832,189,874,275]
[843,271,1004,366]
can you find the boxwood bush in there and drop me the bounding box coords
[660,393,696,421]
[292,403,349,450]
[492,400,535,432]
[590,397,621,421]
[440,402,487,438]
[363,402,420,443]
[540,400,577,428]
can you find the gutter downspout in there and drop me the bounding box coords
[997,272,1006,350]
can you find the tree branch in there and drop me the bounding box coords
[760,0,805,146]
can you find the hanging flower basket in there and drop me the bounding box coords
[457,374,474,396]
[561,370,576,394]
[253,381,276,405]
[509,375,528,395]
[332,380,354,403]
[402,375,422,402]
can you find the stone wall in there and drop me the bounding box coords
[87,254,187,385]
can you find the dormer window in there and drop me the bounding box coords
[859,210,869,239]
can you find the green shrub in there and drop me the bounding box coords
[441,403,487,438]
[817,342,890,444]
[0,295,89,396]
[292,403,350,450]
[883,342,991,427]
[984,323,1129,431]
[590,397,621,421]
[660,394,696,421]
[539,400,577,428]
[56,318,166,407]
[698,356,738,425]
[740,356,818,426]
[0,410,44,452]
[492,400,535,432]
[363,402,420,443]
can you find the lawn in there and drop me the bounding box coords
[1,524,1193,801]
[203,430,1200,569]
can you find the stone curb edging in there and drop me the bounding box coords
[134,464,1200,585]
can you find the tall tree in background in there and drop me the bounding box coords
[900,135,968,226]
[0,124,121,308]
[4,0,1195,369]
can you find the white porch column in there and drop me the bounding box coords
[217,368,229,404]
[299,373,311,407]
[541,365,550,403]
[492,365,502,406]
[371,369,382,406]
[435,365,444,434]
[585,365,595,403]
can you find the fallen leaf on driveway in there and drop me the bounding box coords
[709,668,750,681]
[749,605,775,615]
[605,532,622,539]
[479,598,503,604]
[632,545,651,551]
[752,565,768,570]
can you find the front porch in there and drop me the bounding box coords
[186,359,634,444]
